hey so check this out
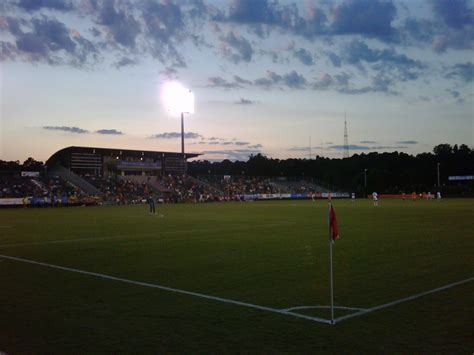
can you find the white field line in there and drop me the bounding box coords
[0,235,133,249]
[334,277,474,323]
[0,221,295,249]
[282,305,367,312]
[0,254,332,325]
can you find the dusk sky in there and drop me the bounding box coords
[1,0,473,162]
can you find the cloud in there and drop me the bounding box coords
[254,70,282,87]
[337,73,397,95]
[190,136,261,149]
[288,146,311,151]
[43,126,89,134]
[201,149,263,161]
[223,0,294,28]
[4,15,98,66]
[293,48,314,66]
[431,31,474,53]
[207,76,241,89]
[218,0,328,39]
[339,39,425,86]
[219,31,253,63]
[283,71,307,88]
[16,0,74,12]
[114,57,136,68]
[344,40,423,70]
[94,0,141,48]
[234,97,256,105]
[150,132,203,139]
[396,140,417,144]
[312,73,334,90]
[3,0,208,68]
[17,17,76,54]
[292,2,327,38]
[327,51,342,67]
[331,0,397,40]
[252,69,309,89]
[96,129,123,135]
[445,62,474,83]
[141,0,188,66]
[234,75,252,85]
[402,18,437,44]
[446,89,464,103]
[329,144,408,150]
[432,0,473,29]
[330,40,426,93]
[402,7,473,53]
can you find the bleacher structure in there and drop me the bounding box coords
[46,146,200,180]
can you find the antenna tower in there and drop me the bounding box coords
[343,113,349,158]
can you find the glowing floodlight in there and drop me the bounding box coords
[162,81,194,116]
[161,81,195,172]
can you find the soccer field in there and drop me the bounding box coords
[0,199,473,353]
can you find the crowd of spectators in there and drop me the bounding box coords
[207,176,280,198]
[81,174,223,204]
[101,178,148,204]
[159,174,223,203]
[271,180,327,194]
[0,176,46,198]
[1,172,349,207]
[46,175,87,200]
[0,174,90,206]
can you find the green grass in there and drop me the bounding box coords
[0,199,473,353]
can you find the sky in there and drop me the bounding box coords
[0,0,473,162]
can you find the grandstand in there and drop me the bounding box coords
[1,146,354,207]
[44,146,208,204]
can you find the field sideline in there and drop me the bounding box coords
[0,199,473,353]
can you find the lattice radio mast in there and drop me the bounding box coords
[343,112,349,158]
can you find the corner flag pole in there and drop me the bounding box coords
[328,203,335,325]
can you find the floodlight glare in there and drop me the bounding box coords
[160,81,195,172]
[162,81,194,116]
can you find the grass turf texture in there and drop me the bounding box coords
[0,199,473,353]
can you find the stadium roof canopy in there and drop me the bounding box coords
[46,146,200,167]
[46,146,201,176]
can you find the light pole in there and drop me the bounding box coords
[162,81,194,173]
[437,163,440,188]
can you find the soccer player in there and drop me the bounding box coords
[351,192,355,202]
[436,191,442,201]
[372,191,378,206]
[147,195,156,214]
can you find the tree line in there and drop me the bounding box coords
[188,144,473,195]
[1,144,472,195]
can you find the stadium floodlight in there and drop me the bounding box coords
[162,81,195,170]
[162,81,194,116]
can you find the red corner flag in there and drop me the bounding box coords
[329,204,340,242]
